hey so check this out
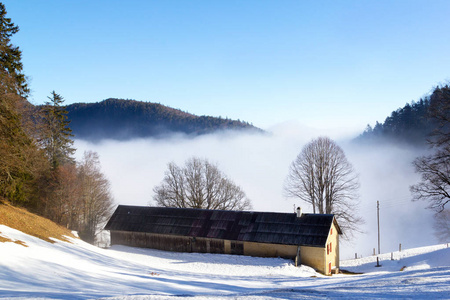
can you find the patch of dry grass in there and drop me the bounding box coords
[0,232,29,247]
[13,240,28,247]
[0,202,77,244]
[0,235,12,243]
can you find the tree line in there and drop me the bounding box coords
[356,89,444,147]
[0,3,113,243]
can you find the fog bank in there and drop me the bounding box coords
[74,125,438,259]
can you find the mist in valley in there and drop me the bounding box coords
[74,125,438,260]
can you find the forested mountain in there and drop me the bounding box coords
[66,99,262,141]
[356,85,449,147]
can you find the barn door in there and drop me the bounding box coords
[230,241,244,255]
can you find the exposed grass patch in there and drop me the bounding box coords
[0,235,12,243]
[13,240,28,247]
[0,202,76,244]
[0,230,27,247]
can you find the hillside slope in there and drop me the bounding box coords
[66,99,262,141]
[0,220,449,299]
[0,202,76,244]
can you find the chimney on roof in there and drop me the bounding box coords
[296,207,302,218]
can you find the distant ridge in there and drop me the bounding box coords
[66,98,263,141]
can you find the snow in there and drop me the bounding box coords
[0,224,449,299]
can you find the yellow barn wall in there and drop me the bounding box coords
[242,241,329,275]
[325,221,340,273]
[243,241,298,258]
[299,245,327,274]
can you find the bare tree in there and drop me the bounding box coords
[410,146,450,212]
[284,137,361,238]
[48,163,80,226]
[410,85,450,214]
[77,151,114,243]
[153,157,252,210]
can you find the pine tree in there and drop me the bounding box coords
[0,3,44,204]
[0,86,33,203]
[0,3,28,96]
[41,91,75,169]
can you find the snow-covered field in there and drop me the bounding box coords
[0,224,449,299]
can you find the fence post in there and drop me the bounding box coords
[376,257,381,267]
[399,243,402,252]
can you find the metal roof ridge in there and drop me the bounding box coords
[114,204,336,217]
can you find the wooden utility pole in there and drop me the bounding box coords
[377,201,380,255]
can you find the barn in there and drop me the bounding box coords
[104,205,341,275]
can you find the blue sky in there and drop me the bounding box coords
[4,0,450,132]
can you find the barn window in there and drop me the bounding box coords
[331,228,333,235]
[327,244,329,255]
[330,242,332,253]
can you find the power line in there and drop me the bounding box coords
[358,195,413,213]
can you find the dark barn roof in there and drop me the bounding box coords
[104,205,340,247]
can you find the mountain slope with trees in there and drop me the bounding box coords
[410,85,449,214]
[355,86,449,146]
[355,85,449,241]
[66,99,262,141]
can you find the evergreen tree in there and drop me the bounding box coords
[0,83,34,203]
[41,91,75,169]
[0,3,28,96]
[0,3,44,204]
